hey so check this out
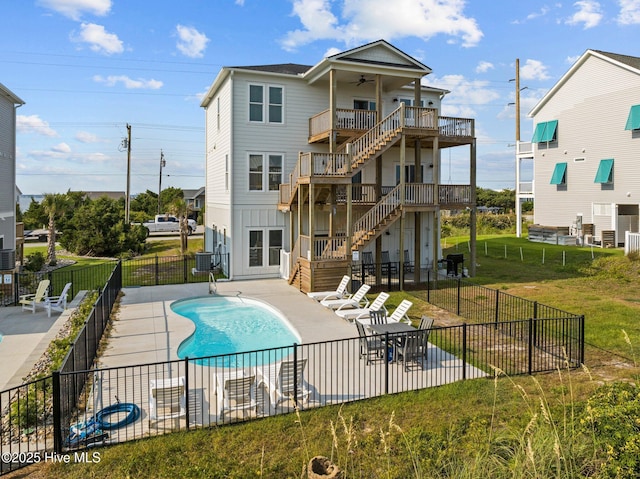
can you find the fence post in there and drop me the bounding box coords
[13,271,19,304]
[384,333,389,395]
[426,269,430,302]
[495,289,500,329]
[293,343,298,405]
[528,317,533,375]
[456,278,461,316]
[533,301,538,320]
[52,371,63,454]
[183,255,188,283]
[184,357,190,430]
[580,315,585,365]
[155,255,159,285]
[462,324,467,380]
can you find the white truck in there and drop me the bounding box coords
[138,215,197,236]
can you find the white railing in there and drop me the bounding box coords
[314,236,347,260]
[405,183,435,205]
[299,152,350,176]
[439,116,473,137]
[625,232,640,255]
[280,250,290,279]
[438,185,472,204]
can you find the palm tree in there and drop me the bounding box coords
[168,198,192,254]
[41,193,69,265]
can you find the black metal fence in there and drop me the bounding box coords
[0,312,583,469]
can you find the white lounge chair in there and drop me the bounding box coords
[19,279,50,313]
[216,373,257,421]
[387,299,413,324]
[335,292,389,322]
[256,358,310,409]
[321,284,371,310]
[306,275,350,302]
[149,376,186,426]
[44,282,72,317]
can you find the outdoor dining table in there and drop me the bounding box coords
[368,322,416,362]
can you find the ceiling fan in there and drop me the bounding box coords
[351,74,374,86]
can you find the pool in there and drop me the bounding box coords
[172,296,301,367]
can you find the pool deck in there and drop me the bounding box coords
[98,279,357,369]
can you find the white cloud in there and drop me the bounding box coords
[475,61,494,73]
[93,75,163,89]
[51,143,72,154]
[72,23,124,55]
[175,25,210,58]
[75,131,104,143]
[520,59,550,81]
[427,74,500,118]
[17,115,58,137]
[617,0,640,24]
[566,0,603,28]
[281,0,483,51]
[37,0,111,20]
[235,0,245,5]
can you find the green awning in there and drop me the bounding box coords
[594,158,614,183]
[625,105,640,130]
[532,120,558,142]
[550,162,567,185]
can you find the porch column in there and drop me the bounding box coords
[413,79,422,282]
[330,69,337,153]
[470,132,477,277]
[399,134,406,288]
[432,136,440,272]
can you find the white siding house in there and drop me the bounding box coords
[201,40,476,289]
[529,50,640,247]
[0,83,24,271]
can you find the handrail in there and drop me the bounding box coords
[352,184,402,247]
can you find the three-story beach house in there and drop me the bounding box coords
[201,40,476,291]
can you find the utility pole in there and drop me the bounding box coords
[125,123,132,224]
[515,58,521,142]
[158,150,165,215]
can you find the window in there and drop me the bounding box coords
[249,154,263,191]
[532,120,558,143]
[625,105,640,130]
[353,99,376,111]
[399,98,425,107]
[594,158,614,184]
[249,153,283,191]
[395,164,424,184]
[269,230,282,266]
[550,162,567,185]
[249,229,283,267]
[249,84,283,123]
[249,230,263,267]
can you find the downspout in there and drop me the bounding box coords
[228,70,235,280]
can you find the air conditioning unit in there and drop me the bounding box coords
[0,249,16,271]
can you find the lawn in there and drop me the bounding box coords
[17,235,640,478]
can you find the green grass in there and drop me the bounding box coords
[22,234,640,478]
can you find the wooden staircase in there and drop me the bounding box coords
[351,184,403,250]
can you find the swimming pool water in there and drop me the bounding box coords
[173,296,301,367]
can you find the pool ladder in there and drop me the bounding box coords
[209,271,217,295]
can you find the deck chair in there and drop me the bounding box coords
[397,331,423,371]
[356,321,384,364]
[44,282,72,317]
[321,284,371,310]
[388,299,413,324]
[381,251,398,274]
[216,373,257,421]
[19,279,50,313]
[306,275,350,302]
[418,316,435,360]
[149,376,186,426]
[335,292,389,322]
[256,359,310,409]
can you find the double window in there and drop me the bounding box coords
[249,229,283,267]
[395,164,424,184]
[249,84,283,123]
[532,120,558,143]
[249,153,283,192]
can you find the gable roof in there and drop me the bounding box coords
[0,82,25,105]
[227,63,311,75]
[529,49,640,117]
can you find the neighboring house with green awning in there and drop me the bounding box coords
[527,49,640,248]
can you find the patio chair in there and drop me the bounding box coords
[355,321,384,364]
[381,251,398,274]
[44,282,72,317]
[321,284,371,310]
[387,299,413,324]
[397,331,423,371]
[256,358,310,409]
[403,249,414,273]
[361,251,375,274]
[216,373,257,422]
[306,275,350,302]
[335,292,389,322]
[19,279,50,313]
[149,376,186,426]
[418,316,435,360]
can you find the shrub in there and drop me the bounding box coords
[25,251,45,272]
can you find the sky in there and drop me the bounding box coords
[3,0,640,197]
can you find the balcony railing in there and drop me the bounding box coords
[309,108,378,138]
[438,184,472,205]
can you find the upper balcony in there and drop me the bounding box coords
[309,107,474,147]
